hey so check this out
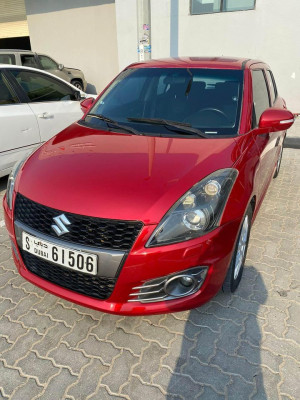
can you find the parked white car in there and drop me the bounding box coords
[0,64,95,178]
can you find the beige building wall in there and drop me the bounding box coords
[115,0,138,71]
[116,0,300,112]
[25,0,119,94]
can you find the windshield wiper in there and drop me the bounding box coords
[86,113,143,136]
[127,117,207,138]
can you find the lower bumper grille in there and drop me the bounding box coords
[20,250,116,300]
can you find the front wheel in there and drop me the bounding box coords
[71,79,84,91]
[222,206,252,293]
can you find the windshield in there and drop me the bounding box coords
[85,68,244,137]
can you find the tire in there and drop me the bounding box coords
[71,79,84,91]
[222,206,252,293]
[273,145,283,179]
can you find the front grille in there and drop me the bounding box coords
[15,193,143,251]
[20,250,116,300]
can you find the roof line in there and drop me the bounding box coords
[241,59,251,70]
[0,49,33,52]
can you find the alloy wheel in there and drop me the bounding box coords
[234,215,249,279]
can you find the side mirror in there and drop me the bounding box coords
[58,63,64,71]
[80,97,95,113]
[74,90,86,101]
[259,108,294,132]
[74,91,81,101]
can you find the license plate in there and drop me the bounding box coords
[22,232,98,275]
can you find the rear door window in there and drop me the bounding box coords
[10,69,76,102]
[0,54,16,64]
[21,54,40,69]
[252,69,270,127]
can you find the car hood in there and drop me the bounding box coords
[17,123,240,224]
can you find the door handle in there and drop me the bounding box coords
[38,112,54,119]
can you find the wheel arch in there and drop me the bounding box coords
[71,78,83,86]
[250,195,256,218]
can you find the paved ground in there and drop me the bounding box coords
[0,124,299,400]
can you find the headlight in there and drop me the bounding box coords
[146,169,238,247]
[6,154,31,209]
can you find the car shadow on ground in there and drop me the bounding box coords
[86,83,98,95]
[165,266,268,399]
[283,137,300,149]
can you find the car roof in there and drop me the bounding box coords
[0,49,34,53]
[0,64,44,72]
[128,57,266,70]
[0,64,85,93]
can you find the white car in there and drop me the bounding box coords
[0,64,95,178]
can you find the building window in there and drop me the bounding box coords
[191,0,255,15]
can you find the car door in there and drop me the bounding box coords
[8,68,83,142]
[0,70,41,177]
[251,68,278,203]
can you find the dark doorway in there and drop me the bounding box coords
[0,36,31,50]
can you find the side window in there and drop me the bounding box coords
[190,0,255,14]
[38,55,58,70]
[0,72,19,105]
[224,0,256,12]
[21,55,39,69]
[267,70,277,103]
[252,70,270,127]
[191,0,221,14]
[0,54,16,64]
[10,70,76,102]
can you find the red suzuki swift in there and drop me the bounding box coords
[3,57,294,315]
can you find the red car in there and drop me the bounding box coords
[3,57,294,315]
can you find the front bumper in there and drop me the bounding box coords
[3,195,241,315]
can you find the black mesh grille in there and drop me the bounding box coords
[15,194,143,251]
[20,250,116,300]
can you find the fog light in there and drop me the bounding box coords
[164,274,198,298]
[128,266,208,303]
[180,276,194,287]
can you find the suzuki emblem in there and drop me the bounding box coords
[51,214,71,236]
